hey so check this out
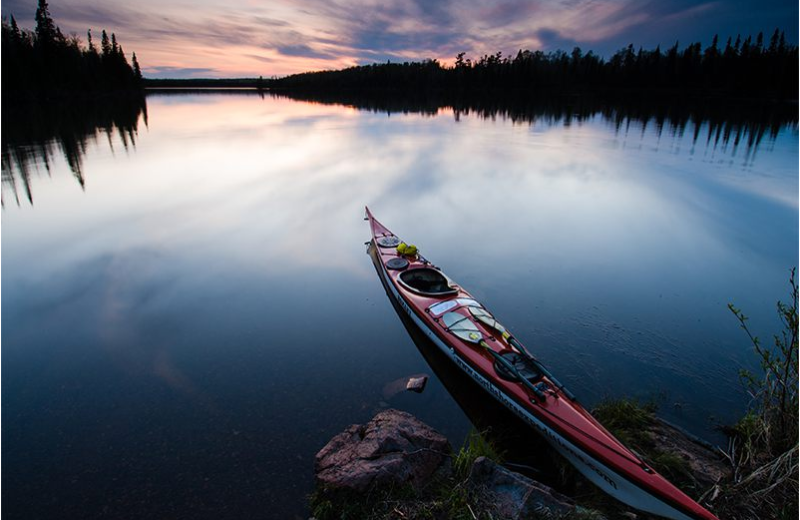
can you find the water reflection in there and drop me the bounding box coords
[1,91,796,518]
[275,90,796,166]
[1,94,148,206]
[2,91,796,207]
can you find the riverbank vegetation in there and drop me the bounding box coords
[1,0,142,100]
[273,30,797,101]
[716,270,798,519]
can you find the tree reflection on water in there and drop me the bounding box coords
[1,93,147,206]
[1,90,796,207]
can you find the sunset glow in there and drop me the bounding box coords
[2,0,797,78]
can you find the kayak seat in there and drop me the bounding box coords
[493,352,542,383]
[398,268,458,297]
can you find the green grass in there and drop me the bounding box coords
[592,398,696,491]
[591,398,657,452]
[453,429,504,479]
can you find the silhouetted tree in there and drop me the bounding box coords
[34,0,57,48]
[3,7,142,98]
[101,29,111,57]
[271,29,797,101]
[132,52,142,82]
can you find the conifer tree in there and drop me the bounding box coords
[101,30,111,57]
[34,0,57,47]
[132,52,142,81]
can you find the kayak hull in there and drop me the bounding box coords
[366,207,719,520]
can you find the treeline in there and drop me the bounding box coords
[272,30,798,100]
[144,77,267,89]
[1,0,142,100]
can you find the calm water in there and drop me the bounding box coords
[2,92,797,518]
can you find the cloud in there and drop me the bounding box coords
[244,53,275,64]
[277,44,336,60]
[535,28,580,52]
[2,0,795,77]
[145,66,220,78]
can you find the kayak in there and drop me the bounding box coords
[365,207,719,520]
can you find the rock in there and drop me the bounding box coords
[382,373,429,399]
[315,409,451,493]
[468,456,585,519]
[649,418,731,488]
[406,376,428,393]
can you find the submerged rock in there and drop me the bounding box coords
[314,409,451,493]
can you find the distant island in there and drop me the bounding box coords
[1,0,142,100]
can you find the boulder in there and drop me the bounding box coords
[315,409,451,493]
[468,456,586,519]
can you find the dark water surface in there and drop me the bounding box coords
[2,92,797,518]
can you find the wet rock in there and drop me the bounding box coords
[382,373,429,399]
[468,456,587,519]
[314,409,451,493]
[406,376,428,393]
[650,418,731,489]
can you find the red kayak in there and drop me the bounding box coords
[365,207,719,520]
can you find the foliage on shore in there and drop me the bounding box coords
[713,269,799,519]
[592,399,695,488]
[2,0,142,99]
[273,31,797,100]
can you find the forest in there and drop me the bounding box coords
[1,0,142,99]
[272,31,798,100]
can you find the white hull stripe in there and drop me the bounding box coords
[374,249,698,520]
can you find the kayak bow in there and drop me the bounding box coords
[365,207,719,520]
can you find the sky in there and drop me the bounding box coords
[3,0,798,78]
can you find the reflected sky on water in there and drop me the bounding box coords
[2,92,797,518]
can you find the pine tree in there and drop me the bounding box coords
[34,0,57,47]
[87,29,97,55]
[10,15,21,44]
[101,30,111,57]
[131,52,142,81]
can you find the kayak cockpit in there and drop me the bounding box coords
[493,351,542,383]
[398,267,458,297]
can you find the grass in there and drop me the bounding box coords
[710,268,799,519]
[453,429,504,479]
[588,398,694,510]
[591,398,657,452]
[591,398,693,484]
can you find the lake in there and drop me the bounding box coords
[2,91,797,518]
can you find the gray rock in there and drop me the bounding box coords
[406,376,428,393]
[468,456,581,519]
[382,373,430,399]
[650,418,730,489]
[315,409,451,493]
